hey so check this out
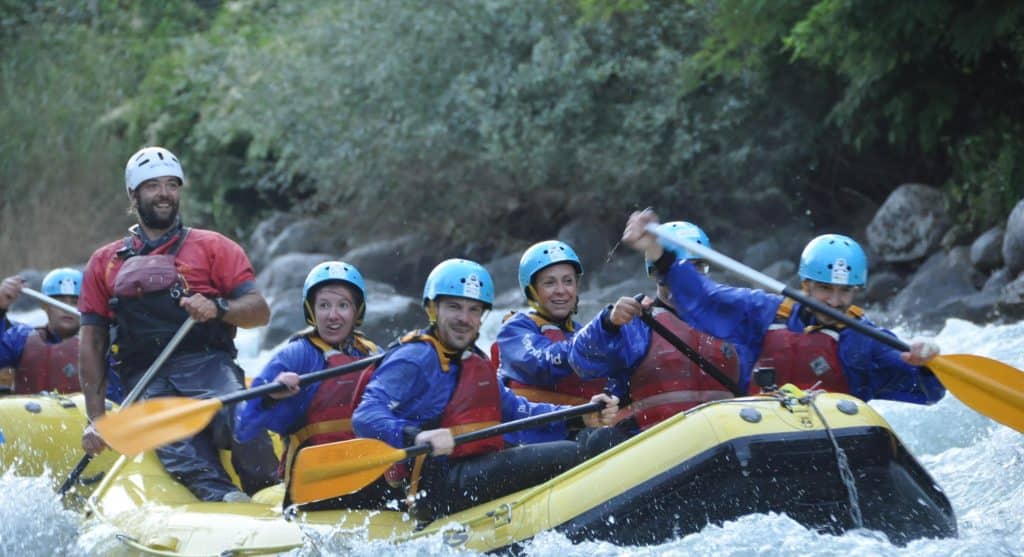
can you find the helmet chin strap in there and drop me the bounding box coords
[425,300,438,324]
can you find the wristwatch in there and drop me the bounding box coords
[214,297,230,320]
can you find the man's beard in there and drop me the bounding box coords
[137,198,179,229]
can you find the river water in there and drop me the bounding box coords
[1,309,1022,556]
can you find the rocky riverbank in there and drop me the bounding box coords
[9,184,1023,352]
[247,184,1024,351]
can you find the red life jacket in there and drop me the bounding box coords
[504,312,605,406]
[15,328,81,394]
[628,308,740,429]
[440,349,504,459]
[282,334,379,481]
[752,298,858,394]
[398,329,504,460]
[292,335,380,447]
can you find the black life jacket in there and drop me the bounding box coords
[108,227,235,375]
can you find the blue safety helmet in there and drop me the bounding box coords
[517,240,583,300]
[798,234,868,287]
[646,221,711,276]
[41,268,82,297]
[423,259,495,317]
[302,261,367,325]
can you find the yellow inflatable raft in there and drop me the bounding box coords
[0,393,119,499]
[87,391,955,555]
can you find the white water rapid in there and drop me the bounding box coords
[1,309,1021,556]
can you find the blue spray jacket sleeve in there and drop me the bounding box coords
[836,320,946,404]
[0,315,32,368]
[496,312,577,386]
[353,342,457,449]
[568,306,650,391]
[234,338,324,442]
[498,378,568,439]
[663,260,782,388]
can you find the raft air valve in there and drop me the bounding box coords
[753,367,777,393]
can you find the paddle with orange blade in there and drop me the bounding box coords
[94,353,385,456]
[289,400,605,504]
[646,223,1024,433]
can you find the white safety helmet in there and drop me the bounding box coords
[124,146,185,194]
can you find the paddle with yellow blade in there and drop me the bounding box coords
[59,317,196,495]
[289,400,606,504]
[94,353,385,456]
[645,223,1024,433]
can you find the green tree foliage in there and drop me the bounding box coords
[688,0,1024,233]
[0,1,212,275]
[4,0,1022,277]
[116,0,820,246]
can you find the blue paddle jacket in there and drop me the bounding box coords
[659,259,945,405]
[234,335,379,443]
[496,311,580,388]
[0,312,124,402]
[0,313,46,369]
[567,304,655,394]
[496,312,620,444]
[353,334,567,451]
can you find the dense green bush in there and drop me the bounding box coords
[116,0,824,247]
[0,1,213,275]
[686,0,1024,234]
[3,0,1022,278]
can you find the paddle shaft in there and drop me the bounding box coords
[21,287,81,316]
[634,294,744,396]
[219,352,386,407]
[58,317,196,496]
[403,401,604,459]
[645,224,913,352]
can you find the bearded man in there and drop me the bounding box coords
[77,146,278,502]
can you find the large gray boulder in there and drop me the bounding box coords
[256,253,335,303]
[866,184,951,263]
[861,271,906,305]
[741,223,810,271]
[259,287,305,349]
[484,252,523,303]
[248,213,298,272]
[360,282,423,346]
[997,272,1024,320]
[888,247,980,327]
[587,252,645,291]
[1001,200,1024,274]
[557,217,616,280]
[970,226,1004,272]
[264,218,347,265]
[761,260,796,283]
[982,267,1012,295]
[258,280,424,351]
[342,235,448,296]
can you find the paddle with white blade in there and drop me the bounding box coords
[22,287,80,316]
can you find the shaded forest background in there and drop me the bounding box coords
[2,0,1023,277]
